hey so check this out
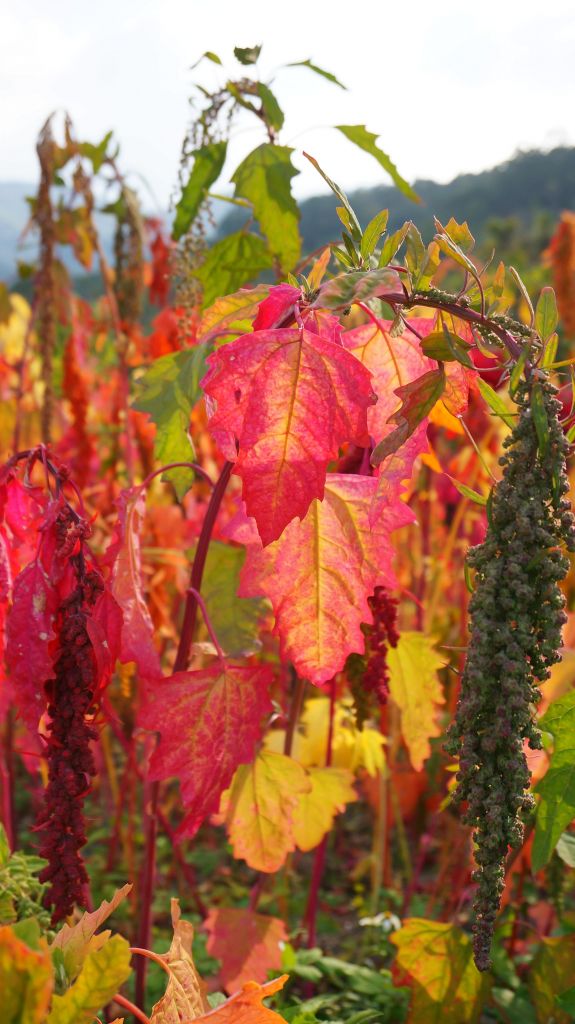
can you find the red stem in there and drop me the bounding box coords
[112,994,150,1024]
[134,459,234,1007]
[305,679,336,946]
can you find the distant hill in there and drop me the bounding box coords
[219,146,575,260]
[2,147,575,286]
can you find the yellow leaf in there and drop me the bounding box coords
[0,925,53,1023]
[47,934,132,1024]
[293,767,357,851]
[218,752,310,872]
[387,633,446,771]
[50,883,132,982]
[428,400,464,434]
[528,934,575,1024]
[265,697,385,776]
[150,899,209,1023]
[0,293,32,364]
[392,919,490,1023]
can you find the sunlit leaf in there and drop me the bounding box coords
[371,368,446,466]
[232,144,301,272]
[287,59,346,89]
[195,232,273,308]
[313,267,402,310]
[0,925,53,1024]
[150,900,209,1022]
[218,751,310,872]
[292,767,357,851]
[387,633,446,771]
[198,285,270,344]
[50,883,132,982]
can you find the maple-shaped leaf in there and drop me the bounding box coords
[391,919,490,1023]
[139,664,274,840]
[292,766,357,851]
[107,487,161,678]
[47,934,132,1024]
[202,327,376,545]
[197,976,288,1024]
[387,633,446,771]
[149,899,209,1022]
[370,422,429,526]
[0,925,53,1024]
[5,560,58,732]
[204,908,287,994]
[233,475,411,684]
[218,751,310,872]
[50,883,132,983]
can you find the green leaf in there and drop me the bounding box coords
[532,691,575,872]
[257,83,284,131]
[50,884,132,983]
[556,832,575,868]
[48,934,132,1023]
[78,130,114,173]
[313,267,401,310]
[303,152,362,238]
[232,144,301,272]
[336,125,420,203]
[556,985,575,1016]
[421,328,474,368]
[234,45,262,65]
[371,367,446,465]
[287,59,347,89]
[360,210,389,261]
[191,51,222,68]
[195,231,273,308]
[449,480,488,506]
[133,346,209,498]
[405,223,426,281]
[200,542,268,656]
[441,217,475,254]
[509,346,530,398]
[476,378,515,429]
[172,142,227,240]
[531,382,550,459]
[198,285,269,345]
[510,265,535,325]
[528,934,575,1024]
[378,222,410,267]
[535,286,559,342]
[541,332,559,368]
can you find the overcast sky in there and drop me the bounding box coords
[2,0,575,209]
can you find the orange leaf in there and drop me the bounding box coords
[193,975,288,1024]
[204,908,287,993]
[50,883,133,982]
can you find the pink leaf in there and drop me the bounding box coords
[139,663,274,839]
[5,560,57,732]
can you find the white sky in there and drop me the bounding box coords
[2,0,575,209]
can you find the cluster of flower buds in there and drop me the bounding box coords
[348,586,399,728]
[35,505,105,923]
[445,376,575,971]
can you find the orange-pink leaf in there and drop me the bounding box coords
[139,663,274,839]
[202,326,375,545]
[204,908,287,993]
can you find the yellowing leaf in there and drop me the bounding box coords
[218,751,310,872]
[265,697,385,776]
[528,934,575,1024]
[47,934,132,1024]
[0,925,53,1024]
[387,633,446,771]
[50,883,132,982]
[392,919,490,1023]
[292,767,357,851]
[150,899,209,1023]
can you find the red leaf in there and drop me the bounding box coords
[139,663,274,839]
[5,560,57,732]
[85,588,124,691]
[108,488,160,678]
[252,284,300,330]
[204,908,287,994]
[371,367,446,465]
[231,474,412,685]
[202,327,376,545]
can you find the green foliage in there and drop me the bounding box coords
[532,690,575,871]
[0,825,50,930]
[335,126,420,203]
[232,144,301,273]
[198,541,268,657]
[195,231,273,308]
[173,142,228,241]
